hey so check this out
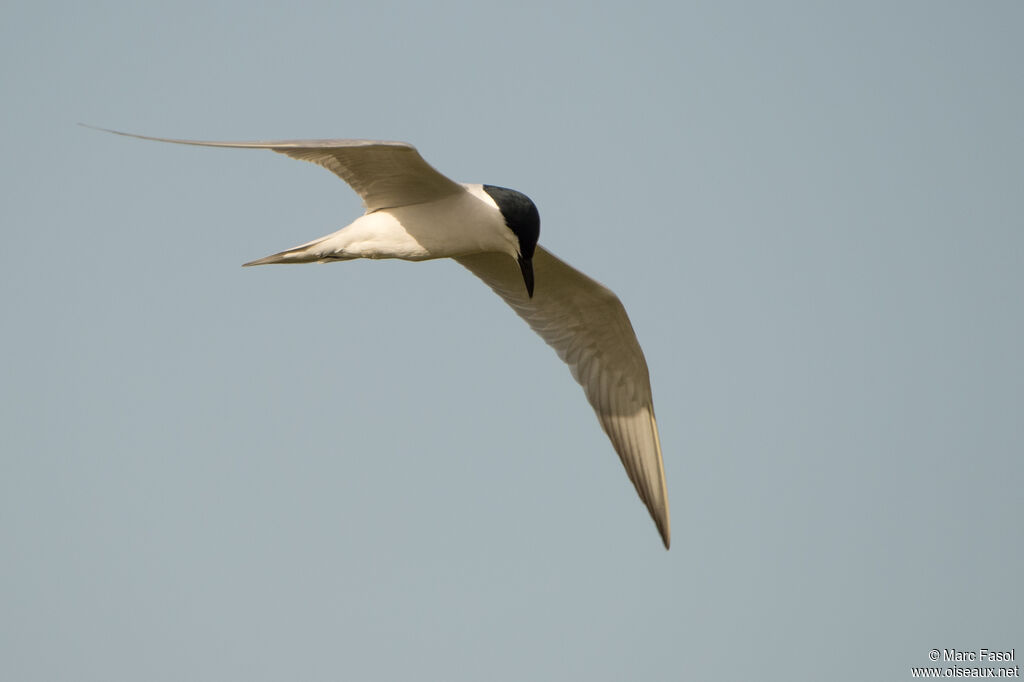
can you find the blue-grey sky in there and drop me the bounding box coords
[2,2,1022,680]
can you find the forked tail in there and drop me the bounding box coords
[242,236,352,266]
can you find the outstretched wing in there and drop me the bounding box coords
[456,247,670,548]
[83,125,463,212]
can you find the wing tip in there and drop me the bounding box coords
[650,413,671,550]
[80,123,418,153]
[79,122,122,136]
[658,519,671,550]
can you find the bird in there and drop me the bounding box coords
[85,125,671,548]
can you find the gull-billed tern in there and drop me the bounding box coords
[88,126,671,548]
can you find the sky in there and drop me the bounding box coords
[2,1,1022,680]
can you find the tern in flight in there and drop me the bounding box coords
[87,126,671,548]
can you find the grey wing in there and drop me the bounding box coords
[455,247,671,548]
[84,125,463,212]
